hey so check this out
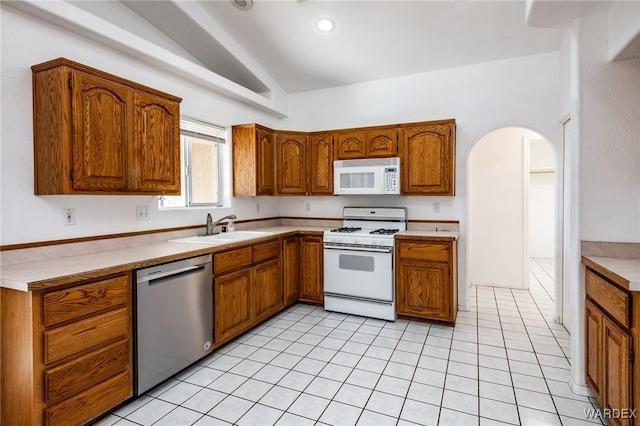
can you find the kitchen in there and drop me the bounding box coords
[1,1,640,425]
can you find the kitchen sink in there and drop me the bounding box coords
[169,231,272,245]
[211,231,272,240]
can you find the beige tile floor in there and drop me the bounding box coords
[96,262,603,426]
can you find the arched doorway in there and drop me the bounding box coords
[467,126,564,326]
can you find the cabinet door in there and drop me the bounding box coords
[309,133,334,195]
[254,258,283,323]
[397,258,452,322]
[299,236,324,303]
[132,91,180,193]
[214,268,252,344]
[365,129,397,158]
[283,237,300,306]
[335,131,366,160]
[602,316,633,426]
[71,71,130,191]
[257,128,275,195]
[585,300,603,399]
[276,133,308,194]
[400,122,455,195]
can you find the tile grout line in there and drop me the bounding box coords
[112,282,592,426]
[510,286,569,426]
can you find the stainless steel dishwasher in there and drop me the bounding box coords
[135,254,213,395]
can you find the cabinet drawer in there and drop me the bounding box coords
[45,370,132,426]
[45,339,130,403]
[43,274,130,326]
[586,269,630,328]
[253,240,281,263]
[214,247,253,275]
[398,242,450,262]
[44,307,129,364]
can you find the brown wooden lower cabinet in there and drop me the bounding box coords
[254,258,283,323]
[283,236,300,306]
[602,315,632,424]
[585,299,604,397]
[214,268,253,344]
[396,238,457,324]
[213,238,284,346]
[583,264,637,426]
[299,235,324,304]
[1,273,133,426]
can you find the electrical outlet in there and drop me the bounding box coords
[136,206,150,221]
[63,208,75,226]
[256,202,261,213]
[433,202,441,213]
[304,202,311,212]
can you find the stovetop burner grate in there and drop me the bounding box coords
[369,228,400,235]
[330,227,363,233]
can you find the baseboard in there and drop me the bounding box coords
[568,376,594,397]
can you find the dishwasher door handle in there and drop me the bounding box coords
[138,265,207,284]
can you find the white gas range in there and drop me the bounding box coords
[323,207,407,321]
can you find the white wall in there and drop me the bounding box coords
[1,4,565,314]
[468,128,538,289]
[529,139,556,258]
[278,52,563,309]
[565,11,640,393]
[0,6,282,245]
[577,16,640,243]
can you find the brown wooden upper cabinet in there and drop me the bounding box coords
[334,128,398,160]
[276,131,308,195]
[32,58,181,195]
[232,124,276,196]
[335,130,366,159]
[308,133,334,195]
[399,120,456,195]
[232,119,455,197]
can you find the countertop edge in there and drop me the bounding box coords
[2,227,460,292]
[582,255,640,291]
[1,227,325,292]
[396,231,459,241]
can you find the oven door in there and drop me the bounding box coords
[323,245,394,301]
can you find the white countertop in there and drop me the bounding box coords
[397,230,459,240]
[0,226,327,292]
[583,256,640,291]
[1,225,459,292]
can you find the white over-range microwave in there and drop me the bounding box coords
[333,157,400,195]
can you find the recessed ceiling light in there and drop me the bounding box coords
[231,0,253,11]
[316,18,335,32]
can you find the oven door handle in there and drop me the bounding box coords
[323,245,393,253]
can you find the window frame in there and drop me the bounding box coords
[158,119,226,209]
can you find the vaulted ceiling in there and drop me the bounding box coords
[67,0,571,94]
[64,0,626,103]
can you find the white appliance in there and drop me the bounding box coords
[333,157,400,195]
[323,207,407,321]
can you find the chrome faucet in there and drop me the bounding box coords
[205,213,237,235]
